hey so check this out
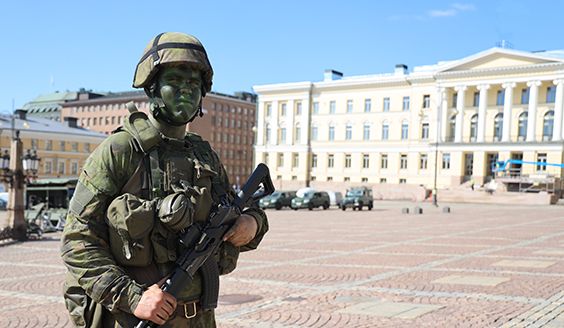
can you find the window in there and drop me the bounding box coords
[522,88,530,104]
[345,154,351,168]
[543,110,554,140]
[537,153,547,171]
[84,143,90,153]
[311,176,316,181]
[494,113,503,141]
[497,90,505,106]
[452,93,458,108]
[295,125,301,142]
[363,154,369,168]
[400,154,408,169]
[329,125,335,141]
[383,98,390,111]
[312,126,318,141]
[217,133,222,142]
[402,97,410,110]
[442,153,451,169]
[473,92,480,106]
[30,139,38,150]
[380,178,387,183]
[230,150,234,158]
[263,153,269,164]
[401,124,409,140]
[420,154,428,169]
[58,162,65,174]
[278,153,284,167]
[211,117,215,126]
[421,123,429,139]
[59,141,65,151]
[314,102,319,114]
[363,124,370,140]
[312,154,317,168]
[230,134,234,143]
[399,179,407,184]
[231,119,235,128]
[281,104,287,116]
[71,162,79,175]
[293,153,299,167]
[346,123,352,140]
[280,128,286,143]
[470,114,478,142]
[423,95,430,108]
[45,161,52,174]
[46,140,52,151]
[296,103,302,115]
[365,99,371,112]
[381,154,388,169]
[328,154,334,168]
[72,142,78,152]
[518,112,528,141]
[266,104,271,116]
[347,100,353,113]
[382,124,389,140]
[327,177,333,181]
[547,87,557,103]
[362,177,368,183]
[237,120,241,129]
[330,101,336,114]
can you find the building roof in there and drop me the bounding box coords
[0,113,106,138]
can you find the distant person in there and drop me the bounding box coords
[471,177,475,191]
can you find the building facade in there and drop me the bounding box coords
[0,110,107,192]
[60,91,257,187]
[252,48,564,197]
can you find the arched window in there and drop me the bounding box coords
[363,122,370,140]
[448,114,456,141]
[470,114,478,142]
[345,122,353,140]
[328,122,336,141]
[518,112,528,141]
[543,110,554,141]
[294,123,301,142]
[265,123,271,142]
[494,113,503,141]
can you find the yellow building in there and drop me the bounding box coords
[0,110,107,192]
[252,48,564,199]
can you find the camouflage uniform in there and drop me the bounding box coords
[61,126,268,327]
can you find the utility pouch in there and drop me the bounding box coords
[106,193,156,267]
[62,273,105,328]
[190,164,218,223]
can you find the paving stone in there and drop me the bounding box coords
[432,275,511,286]
[492,260,556,268]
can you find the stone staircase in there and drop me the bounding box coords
[435,182,559,205]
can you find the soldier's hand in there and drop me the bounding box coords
[223,214,257,247]
[133,276,177,325]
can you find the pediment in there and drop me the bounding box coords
[438,48,564,73]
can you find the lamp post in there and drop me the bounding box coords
[0,113,40,241]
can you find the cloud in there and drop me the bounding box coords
[391,3,475,20]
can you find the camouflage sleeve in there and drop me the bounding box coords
[60,132,145,314]
[209,147,269,252]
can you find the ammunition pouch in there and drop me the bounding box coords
[106,193,156,267]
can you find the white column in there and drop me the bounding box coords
[476,84,490,143]
[270,100,279,146]
[256,101,265,146]
[526,81,542,142]
[553,79,564,141]
[440,88,449,142]
[454,86,467,143]
[435,87,445,143]
[501,82,516,142]
[287,99,295,145]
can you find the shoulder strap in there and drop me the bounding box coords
[122,101,162,156]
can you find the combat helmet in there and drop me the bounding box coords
[133,32,213,124]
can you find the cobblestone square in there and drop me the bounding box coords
[1,201,564,327]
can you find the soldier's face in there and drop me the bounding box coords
[156,65,203,125]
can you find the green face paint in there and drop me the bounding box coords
[155,65,203,125]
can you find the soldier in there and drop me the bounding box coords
[61,32,269,328]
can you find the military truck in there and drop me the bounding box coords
[259,190,297,210]
[341,186,373,211]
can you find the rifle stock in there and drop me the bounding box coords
[136,163,274,328]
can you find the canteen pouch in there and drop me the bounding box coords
[106,193,156,267]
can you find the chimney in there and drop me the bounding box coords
[65,117,78,128]
[395,64,408,75]
[324,70,343,81]
[14,109,27,120]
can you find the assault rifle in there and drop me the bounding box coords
[136,163,275,328]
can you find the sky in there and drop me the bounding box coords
[1,0,563,111]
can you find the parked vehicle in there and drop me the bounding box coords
[291,191,330,210]
[259,190,296,210]
[327,191,343,207]
[341,187,374,211]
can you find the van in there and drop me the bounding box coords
[327,191,343,207]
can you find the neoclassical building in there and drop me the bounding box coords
[252,48,564,197]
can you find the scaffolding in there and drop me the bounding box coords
[493,159,564,194]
